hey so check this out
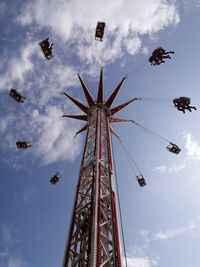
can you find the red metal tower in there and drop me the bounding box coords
[62,69,136,266]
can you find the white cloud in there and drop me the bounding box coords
[30,105,82,165]
[154,165,167,173]
[22,186,37,202]
[124,36,142,55]
[17,0,180,67]
[127,256,157,267]
[0,226,27,267]
[1,226,13,246]
[0,115,14,135]
[183,133,200,160]
[168,163,186,174]
[154,133,200,174]
[18,0,180,36]
[183,0,200,10]
[154,216,200,240]
[154,163,186,174]
[0,2,6,15]
[0,98,82,167]
[0,42,37,91]
[0,41,82,167]
[0,0,181,168]
[9,44,36,82]
[8,256,26,267]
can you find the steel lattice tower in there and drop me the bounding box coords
[62,69,136,267]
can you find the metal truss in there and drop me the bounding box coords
[61,70,133,267]
[62,107,122,267]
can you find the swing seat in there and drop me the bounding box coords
[9,89,25,103]
[39,38,53,60]
[136,175,146,187]
[50,172,62,185]
[95,21,105,41]
[166,143,181,154]
[16,141,32,149]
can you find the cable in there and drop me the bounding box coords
[133,121,169,146]
[138,98,173,108]
[111,137,128,267]
[125,61,148,79]
[95,37,105,72]
[144,102,173,108]
[56,154,66,172]
[117,136,142,175]
[141,97,171,101]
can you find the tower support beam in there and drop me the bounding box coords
[62,107,122,267]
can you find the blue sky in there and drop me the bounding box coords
[1,0,200,266]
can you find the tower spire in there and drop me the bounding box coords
[97,68,103,104]
[105,76,127,108]
[62,115,88,121]
[110,98,137,115]
[62,92,89,113]
[77,74,95,107]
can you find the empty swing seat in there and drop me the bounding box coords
[50,172,62,185]
[95,21,106,41]
[136,175,146,187]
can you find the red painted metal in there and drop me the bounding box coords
[97,69,103,104]
[74,124,88,136]
[111,117,134,123]
[97,109,102,266]
[110,126,120,139]
[62,122,90,267]
[107,115,122,267]
[61,70,133,267]
[105,77,126,108]
[110,98,137,115]
[62,92,89,113]
[113,192,122,267]
[107,116,113,171]
[78,74,95,107]
[62,114,88,121]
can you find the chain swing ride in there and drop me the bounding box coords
[7,20,197,266]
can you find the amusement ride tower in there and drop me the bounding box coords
[62,69,136,266]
